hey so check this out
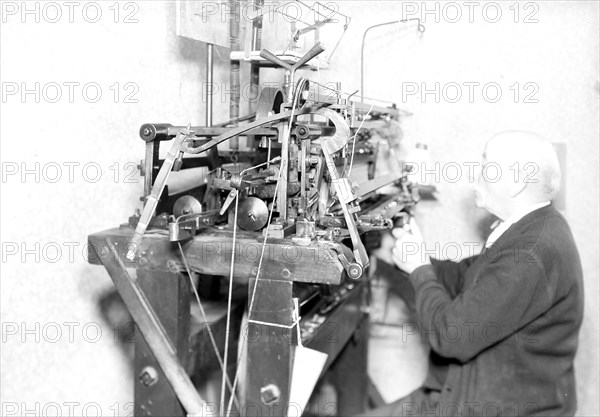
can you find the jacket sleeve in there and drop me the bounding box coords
[431,256,478,298]
[410,245,553,363]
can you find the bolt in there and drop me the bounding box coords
[143,128,152,137]
[260,384,281,405]
[347,264,362,280]
[167,260,179,273]
[139,366,159,387]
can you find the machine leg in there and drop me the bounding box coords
[93,238,204,416]
[328,307,370,415]
[134,269,190,417]
[245,277,294,416]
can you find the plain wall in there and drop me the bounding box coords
[1,1,598,416]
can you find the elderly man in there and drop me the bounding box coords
[366,131,584,417]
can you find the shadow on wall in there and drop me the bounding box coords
[178,35,209,63]
[98,290,135,363]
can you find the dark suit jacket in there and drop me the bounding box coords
[410,204,584,416]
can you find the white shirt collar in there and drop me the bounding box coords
[485,201,551,248]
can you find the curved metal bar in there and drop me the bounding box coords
[317,108,369,270]
[182,107,317,154]
[316,108,350,154]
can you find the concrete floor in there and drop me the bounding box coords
[304,257,429,416]
[368,257,429,403]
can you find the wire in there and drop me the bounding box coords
[226,355,243,416]
[360,18,424,103]
[220,191,240,415]
[346,104,374,178]
[212,44,227,62]
[177,242,240,411]
[241,156,281,176]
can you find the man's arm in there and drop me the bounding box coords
[390,219,477,298]
[431,256,478,298]
[410,245,553,363]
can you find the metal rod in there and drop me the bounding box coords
[184,107,315,155]
[249,0,263,118]
[143,141,157,198]
[229,0,240,151]
[206,43,213,127]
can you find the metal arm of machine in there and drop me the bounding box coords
[95,238,206,417]
[127,126,193,260]
[317,108,369,270]
[181,108,318,155]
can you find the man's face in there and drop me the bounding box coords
[474,148,511,219]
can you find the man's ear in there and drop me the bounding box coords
[509,177,528,197]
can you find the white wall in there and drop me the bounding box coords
[1,1,598,416]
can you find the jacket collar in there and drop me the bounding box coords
[484,203,556,251]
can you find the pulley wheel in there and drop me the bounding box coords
[238,197,269,231]
[173,196,202,217]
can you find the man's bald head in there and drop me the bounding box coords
[475,131,561,219]
[485,131,561,200]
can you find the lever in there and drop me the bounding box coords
[259,49,293,71]
[127,125,194,260]
[259,43,326,100]
[293,43,325,69]
[259,42,325,72]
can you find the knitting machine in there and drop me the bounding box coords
[88,15,419,417]
[130,44,415,277]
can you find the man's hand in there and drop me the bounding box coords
[391,218,431,274]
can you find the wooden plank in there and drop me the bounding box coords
[88,227,344,285]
